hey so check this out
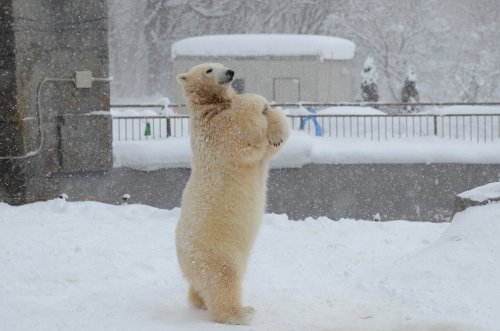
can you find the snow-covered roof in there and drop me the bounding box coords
[171,34,356,60]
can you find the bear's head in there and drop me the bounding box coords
[177,63,235,106]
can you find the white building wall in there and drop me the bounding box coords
[170,56,353,104]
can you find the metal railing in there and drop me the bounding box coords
[110,103,500,143]
[112,116,189,141]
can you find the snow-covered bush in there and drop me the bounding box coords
[361,56,379,103]
[401,64,420,112]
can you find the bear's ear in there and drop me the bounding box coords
[176,73,188,83]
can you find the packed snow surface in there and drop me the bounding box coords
[171,34,356,60]
[1,200,499,331]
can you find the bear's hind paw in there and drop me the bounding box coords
[214,306,255,325]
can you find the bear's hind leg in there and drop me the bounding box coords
[188,286,206,310]
[202,263,254,324]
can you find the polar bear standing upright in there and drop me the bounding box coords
[175,63,289,324]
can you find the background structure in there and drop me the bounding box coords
[108,0,500,103]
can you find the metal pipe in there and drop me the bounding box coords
[0,77,73,160]
[1,74,112,159]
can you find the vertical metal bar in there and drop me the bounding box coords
[355,116,358,138]
[377,116,380,141]
[498,115,500,140]
[477,116,480,143]
[117,119,121,141]
[136,119,139,141]
[491,115,494,141]
[434,115,438,136]
[384,116,387,140]
[405,116,408,138]
[134,118,137,140]
[124,118,128,141]
[370,116,373,140]
[329,117,332,138]
[135,118,138,140]
[462,116,465,140]
[470,116,473,142]
[448,116,453,140]
[142,118,145,141]
[392,116,394,138]
[399,116,401,139]
[455,116,458,139]
[359,116,362,138]
[167,117,172,138]
[441,116,444,138]
[484,116,487,143]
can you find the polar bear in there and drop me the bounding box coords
[175,63,289,324]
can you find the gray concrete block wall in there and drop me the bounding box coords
[55,164,500,222]
[0,0,111,204]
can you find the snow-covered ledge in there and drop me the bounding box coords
[454,182,500,214]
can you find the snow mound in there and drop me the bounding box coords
[370,203,500,330]
[457,181,500,202]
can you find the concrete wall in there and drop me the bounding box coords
[56,164,500,222]
[0,0,111,204]
[171,56,353,104]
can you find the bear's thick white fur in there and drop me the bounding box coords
[175,63,289,324]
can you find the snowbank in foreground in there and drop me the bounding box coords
[113,131,500,170]
[1,200,499,331]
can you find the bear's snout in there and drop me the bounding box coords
[218,69,234,84]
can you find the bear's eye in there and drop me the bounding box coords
[206,69,213,74]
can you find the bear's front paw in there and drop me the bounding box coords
[268,135,284,147]
[262,103,270,115]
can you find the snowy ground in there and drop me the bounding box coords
[1,200,499,331]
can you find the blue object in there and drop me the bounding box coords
[300,107,323,136]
